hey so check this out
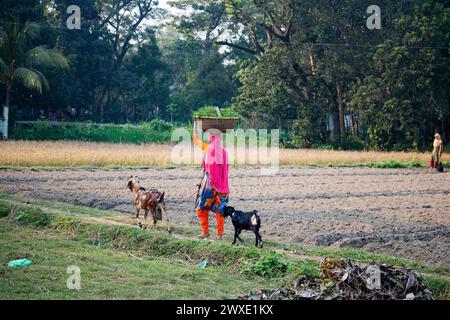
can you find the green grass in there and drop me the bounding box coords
[366,159,423,169]
[1,191,449,274]
[422,277,450,300]
[0,201,286,299]
[0,223,282,299]
[0,193,116,218]
[291,259,321,278]
[0,193,449,299]
[365,159,450,170]
[11,120,174,144]
[1,192,449,274]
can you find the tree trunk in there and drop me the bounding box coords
[309,51,316,75]
[2,84,11,140]
[336,80,345,140]
[332,109,340,138]
[351,113,358,137]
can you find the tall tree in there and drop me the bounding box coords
[349,0,450,150]
[0,17,68,139]
[165,2,239,120]
[122,27,169,122]
[95,0,161,122]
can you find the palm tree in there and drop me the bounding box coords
[0,17,68,139]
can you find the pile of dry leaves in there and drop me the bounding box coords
[242,258,433,300]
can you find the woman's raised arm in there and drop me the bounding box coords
[193,121,208,151]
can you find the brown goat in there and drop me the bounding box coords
[127,176,171,233]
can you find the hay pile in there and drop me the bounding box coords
[242,258,433,300]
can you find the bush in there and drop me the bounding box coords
[285,119,319,148]
[11,120,174,144]
[145,119,173,132]
[241,250,290,278]
[318,144,334,150]
[10,206,51,227]
[0,203,12,218]
[293,260,320,278]
[407,159,423,168]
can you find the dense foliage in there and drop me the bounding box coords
[12,119,174,143]
[1,0,448,150]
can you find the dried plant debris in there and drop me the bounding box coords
[241,259,433,300]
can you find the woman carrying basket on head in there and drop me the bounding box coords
[193,122,229,240]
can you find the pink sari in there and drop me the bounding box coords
[203,133,229,194]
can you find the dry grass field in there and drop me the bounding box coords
[1,140,448,168]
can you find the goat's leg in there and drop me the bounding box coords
[257,230,263,248]
[143,210,149,230]
[161,207,171,233]
[135,208,143,228]
[147,210,157,229]
[253,227,259,247]
[232,230,238,245]
[236,229,244,242]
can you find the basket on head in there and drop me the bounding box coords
[194,117,239,133]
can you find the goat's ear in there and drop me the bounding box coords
[158,192,165,203]
[227,206,235,214]
[253,210,258,214]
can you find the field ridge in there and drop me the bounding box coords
[1,193,449,299]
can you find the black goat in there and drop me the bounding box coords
[221,206,263,248]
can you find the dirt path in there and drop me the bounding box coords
[1,167,449,266]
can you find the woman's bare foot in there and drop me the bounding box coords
[216,235,223,241]
[198,233,210,239]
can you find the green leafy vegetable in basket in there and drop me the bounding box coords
[193,105,240,118]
